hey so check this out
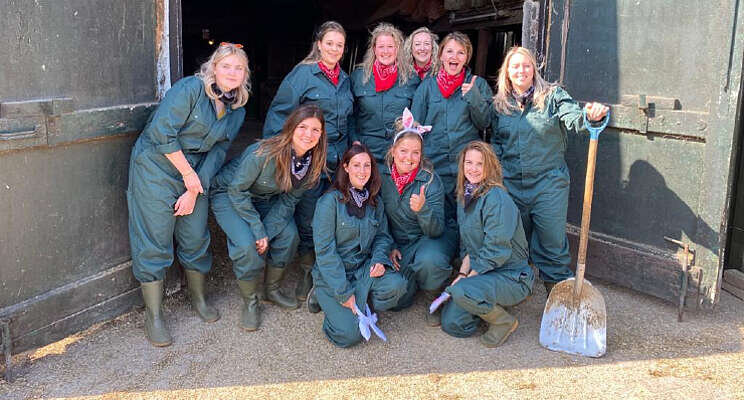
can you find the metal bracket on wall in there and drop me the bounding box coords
[664,237,700,322]
[0,97,74,152]
[1,319,12,382]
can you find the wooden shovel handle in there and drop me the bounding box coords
[575,137,598,296]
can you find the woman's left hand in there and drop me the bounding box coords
[409,185,427,213]
[461,76,478,96]
[584,102,609,122]
[370,263,386,278]
[174,191,198,216]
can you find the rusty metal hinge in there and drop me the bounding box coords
[664,237,701,322]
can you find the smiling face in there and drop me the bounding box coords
[463,149,484,185]
[411,31,432,66]
[374,34,397,66]
[440,39,467,76]
[291,117,322,157]
[392,137,422,175]
[507,52,535,93]
[344,152,372,190]
[318,30,345,69]
[214,54,246,92]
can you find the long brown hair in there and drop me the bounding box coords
[492,46,556,114]
[455,141,505,203]
[332,143,381,207]
[301,21,346,64]
[256,105,327,192]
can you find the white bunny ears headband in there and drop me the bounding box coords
[393,108,432,144]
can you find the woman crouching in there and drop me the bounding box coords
[311,144,406,347]
[210,104,327,330]
[440,141,534,347]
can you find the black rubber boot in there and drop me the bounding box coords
[141,280,173,347]
[294,252,315,301]
[544,281,556,295]
[264,266,299,309]
[184,269,220,323]
[307,284,321,314]
[479,305,519,348]
[423,290,442,327]
[237,279,261,331]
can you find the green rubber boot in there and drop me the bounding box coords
[294,252,315,301]
[185,269,220,323]
[237,279,261,331]
[479,305,519,348]
[140,280,172,347]
[264,265,299,309]
[423,290,442,327]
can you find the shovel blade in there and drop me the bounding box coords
[539,278,607,357]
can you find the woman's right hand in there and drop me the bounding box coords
[255,237,269,255]
[174,190,198,216]
[182,170,204,194]
[342,294,357,314]
[389,249,402,271]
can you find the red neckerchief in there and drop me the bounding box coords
[436,68,465,99]
[414,60,432,79]
[391,163,419,195]
[318,61,340,86]
[373,60,398,92]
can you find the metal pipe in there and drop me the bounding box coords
[449,12,498,25]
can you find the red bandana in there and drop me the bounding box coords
[373,60,398,92]
[436,68,465,99]
[414,60,432,79]
[318,61,340,86]
[391,163,419,195]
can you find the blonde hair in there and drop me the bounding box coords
[256,105,327,192]
[357,23,413,85]
[196,43,251,109]
[384,117,435,187]
[492,46,556,115]
[456,141,505,203]
[403,27,439,77]
[433,32,473,75]
[301,21,346,65]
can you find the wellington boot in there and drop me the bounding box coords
[237,279,261,331]
[479,305,519,348]
[544,281,556,295]
[264,266,299,309]
[423,290,442,327]
[141,281,172,347]
[185,270,220,323]
[307,285,321,314]
[294,252,315,301]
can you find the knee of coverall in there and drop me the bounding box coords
[268,220,300,267]
[410,247,453,291]
[174,194,212,274]
[323,316,364,348]
[445,278,494,316]
[369,272,408,311]
[227,233,265,281]
[440,300,479,338]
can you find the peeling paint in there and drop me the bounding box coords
[155,0,171,100]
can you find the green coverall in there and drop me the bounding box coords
[490,87,599,283]
[311,190,407,348]
[349,69,420,162]
[262,63,353,255]
[210,142,306,280]
[128,76,244,282]
[441,186,534,338]
[378,165,456,309]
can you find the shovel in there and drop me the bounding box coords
[539,110,609,358]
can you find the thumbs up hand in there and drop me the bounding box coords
[410,185,427,213]
[461,76,478,96]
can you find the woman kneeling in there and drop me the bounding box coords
[441,141,534,347]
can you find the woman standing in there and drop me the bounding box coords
[262,21,353,303]
[127,42,250,346]
[440,141,534,347]
[311,144,406,348]
[379,110,456,326]
[350,23,419,162]
[410,32,493,215]
[490,47,608,291]
[210,105,327,331]
[403,27,438,80]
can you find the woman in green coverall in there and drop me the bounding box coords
[410,32,493,213]
[403,27,438,80]
[379,111,456,326]
[210,105,327,331]
[262,21,353,305]
[490,47,608,292]
[127,43,250,346]
[440,141,534,347]
[349,23,419,162]
[311,144,406,348]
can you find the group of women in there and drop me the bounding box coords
[126,21,608,349]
